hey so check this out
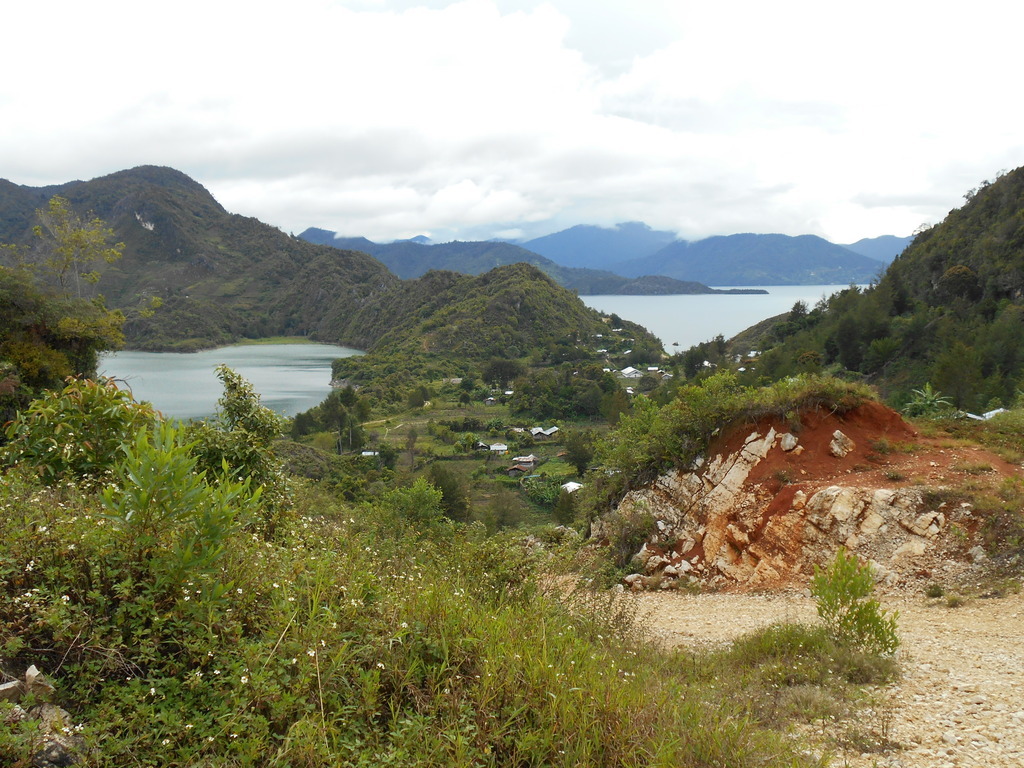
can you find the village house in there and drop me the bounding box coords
[511,454,539,466]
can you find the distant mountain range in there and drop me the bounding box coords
[615,233,887,285]
[522,227,908,285]
[308,224,911,288]
[840,235,913,265]
[520,222,678,271]
[299,229,763,296]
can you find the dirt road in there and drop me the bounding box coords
[634,589,1024,768]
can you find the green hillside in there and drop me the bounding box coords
[0,167,399,351]
[722,168,1024,412]
[330,262,663,402]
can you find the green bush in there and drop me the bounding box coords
[100,421,259,598]
[811,548,899,655]
[184,365,290,534]
[0,470,825,768]
[901,382,953,417]
[1,377,156,484]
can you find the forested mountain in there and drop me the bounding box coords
[299,227,747,295]
[328,262,664,402]
[729,168,1024,411]
[521,221,678,270]
[0,167,398,351]
[840,235,913,265]
[618,233,884,285]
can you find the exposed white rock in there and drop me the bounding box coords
[0,680,23,702]
[829,430,855,458]
[893,537,929,559]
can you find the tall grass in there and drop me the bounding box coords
[0,472,828,767]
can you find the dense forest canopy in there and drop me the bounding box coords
[721,167,1024,412]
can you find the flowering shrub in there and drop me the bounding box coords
[1,377,156,484]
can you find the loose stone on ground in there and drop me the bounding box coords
[634,589,1024,768]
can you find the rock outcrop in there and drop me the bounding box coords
[592,402,1005,590]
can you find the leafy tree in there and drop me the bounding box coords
[405,427,419,469]
[318,390,367,453]
[376,477,447,535]
[563,428,596,477]
[30,195,124,299]
[1,202,126,418]
[937,264,981,302]
[407,383,431,409]
[833,314,863,371]
[184,366,289,534]
[601,388,631,425]
[377,442,399,470]
[636,374,660,393]
[1,377,156,483]
[553,488,576,525]
[425,463,471,522]
[931,342,983,409]
[483,357,524,388]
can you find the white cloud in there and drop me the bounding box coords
[2,0,1023,244]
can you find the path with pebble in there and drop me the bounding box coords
[635,589,1024,768]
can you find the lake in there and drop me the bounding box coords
[582,285,856,351]
[100,343,362,420]
[100,286,853,419]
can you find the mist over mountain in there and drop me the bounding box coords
[299,228,760,296]
[520,221,678,270]
[617,233,885,285]
[840,235,914,265]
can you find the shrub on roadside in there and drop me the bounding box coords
[811,547,899,655]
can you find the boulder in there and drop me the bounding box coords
[829,430,855,458]
[25,664,55,699]
[0,680,24,703]
[27,703,85,768]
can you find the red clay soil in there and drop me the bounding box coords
[713,400,1019,498]
[614,400,1022,593]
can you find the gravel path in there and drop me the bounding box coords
[633,589,1024,768]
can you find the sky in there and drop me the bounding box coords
[4,0,1023,244]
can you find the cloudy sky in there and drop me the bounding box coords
[4,0,1022,244]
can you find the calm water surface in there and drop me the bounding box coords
[101,287,854,418]
[101,343,362,420]
[582,285,856,351]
